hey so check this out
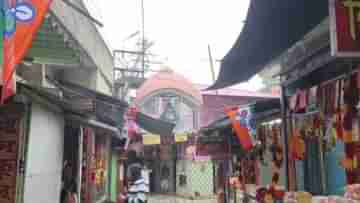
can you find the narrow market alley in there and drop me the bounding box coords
[2,0,360,203]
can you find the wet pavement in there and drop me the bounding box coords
[148,194,217,203]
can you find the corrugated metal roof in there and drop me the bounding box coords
[197,84,279,98]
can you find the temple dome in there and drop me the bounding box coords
[135,68,203,105]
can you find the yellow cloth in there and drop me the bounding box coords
[143,134,161,145]
[296,192,312,203]
[175,133,188,143]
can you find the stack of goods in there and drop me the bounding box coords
[328,196,358,203]
[256,178,286,203]
[311,196,329,203]
[296,192,312,203]
[283,192,312,203]
[344,184,360,201]
[284,192,297,203]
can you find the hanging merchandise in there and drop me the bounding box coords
[335,109,344,140]
[270,126,284,170]
[289,130,305,161]
[291,90,308,113]
[343,75,359,131]
[258,126,267,162]
[290,93,298,112]
[124,107,140,140]
[342,75,359,185]
[308,86,318,112]
[324,117,337,151]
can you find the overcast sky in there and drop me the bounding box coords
[84,0,263,90]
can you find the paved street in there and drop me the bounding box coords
[148,194,217,203]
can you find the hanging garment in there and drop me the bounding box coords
[325,118,336,150]
[295,160,305,191]
[304,138,323,195]
[290,94,298,112]
[335,110,344,140]
[289,132,305,160]
[297,90,308,113]
[343,130,353,144]
[343,75,359,107]
[343,105,357,131]
[324,83,336,116]
[324,140,346,196]
[308,86,318,108]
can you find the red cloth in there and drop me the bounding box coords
[289,94,298,111]
[335,110,344,140]
[297,90,308,111]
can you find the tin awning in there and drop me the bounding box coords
[200,98,280,134]
[208,0,329,90]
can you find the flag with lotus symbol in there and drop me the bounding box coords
[1,0,52,103]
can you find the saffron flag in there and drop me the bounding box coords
[225,106,255,151]
[1,0,52,103]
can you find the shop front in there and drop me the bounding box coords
[198,98,282,203]
[0,103,27,203]
[277,10,360,200]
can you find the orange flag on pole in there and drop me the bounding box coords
[2,0,52,103]
[225,106,255,151]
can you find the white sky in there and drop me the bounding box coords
[84,0,263,91]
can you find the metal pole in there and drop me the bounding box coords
[208,45,216,82]
[280,85,290,190]
[141,0,145,78]
[78,126,84,202]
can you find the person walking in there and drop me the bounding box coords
[127,165,148,203]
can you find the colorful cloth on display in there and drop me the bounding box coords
[289,131,305,160]
[2,0,52,103]
[304,138,323,195]
[225,106,255,151]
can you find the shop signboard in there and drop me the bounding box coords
[330,0,360,57]
[142,134,161,145]
[175,133,188,143]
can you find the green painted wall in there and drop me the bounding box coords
[110,152,118,202]
[189,161,214,197]
[176,160,214,198]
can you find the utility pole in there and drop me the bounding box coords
[208,45,216,82]
[141,0,145,78]
[208,44,218,95]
